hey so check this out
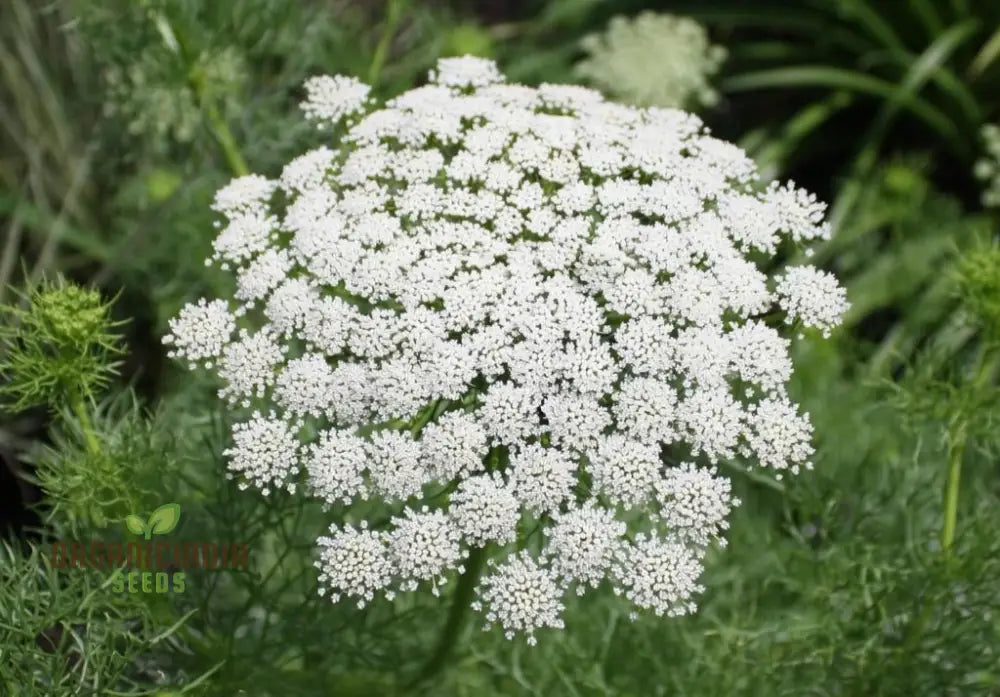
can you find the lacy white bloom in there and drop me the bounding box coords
[300,75,371,127]
[743,397,815,475]
[211,212,277,267]
[575,12,726,109]
[548,502,626,592]
[365,430,426,501]
[223,412,299,495]
[587,434,661,507]
[280,146,335,194]
[217,329,285,405]
[507,443,577,514]
[776,266,850,337]
[450,473,520,547]
[304,429,369,505]
[420,411,489,481]
[653,463,739,546]
[975,123,1000,208]
[613,534,705,619]
[429,56,504,88]
[163,298,234,367]
[167,57,845,642]
[211,174,276,217]
[315,522,393,608]
[727,321,792,394]
[473,552,566,645]
[388,507,466,594]
[274,353,336,422]
[235,248,294,304]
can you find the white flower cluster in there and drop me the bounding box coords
[974,123,1000,208]
[575,12,727,109]
[165,56,848,644]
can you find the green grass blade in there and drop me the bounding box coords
[908,0,945,39]
[674,3,873,54]
[828,13,982,230]
[834,0,907,54]
[752,92,854,180]
[728,40,804,63]
[0,191,110,263]
[874,19,981,138]
[968,26,1000,78]
[722,66,957,139]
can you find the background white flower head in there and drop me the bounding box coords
[165,55,848,643]
[575,12,727,109]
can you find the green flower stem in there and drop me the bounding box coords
[899,427,964,659]
[940,421,966,556]
[152,11,249,177]
[69,390,100,457]
[940,343,993,556]
[409,398,443,437]
[367,0,406,87]
[411,545,487,687]
[202,99,249,177]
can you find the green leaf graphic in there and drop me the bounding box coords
[146,503,181,538]
[125,514,146,536]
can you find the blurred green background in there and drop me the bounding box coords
[1,1,999,695]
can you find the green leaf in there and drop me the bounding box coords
[125,515,146,536]
[969,26,1000,78]
[908,0,945,40]
[721,66,958,140]
[146,503,181,537]
[876,19,981,134]
[833,0,905,54]
[752,92,854,179]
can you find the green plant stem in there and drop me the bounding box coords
[368,0,406,87]
[940,421,966,556]
[202,99,249,177]
[940,342,993,555]
[409,398,443,437]
[153,11,249,177]
[410,545,487,687]
[69,390,100,456]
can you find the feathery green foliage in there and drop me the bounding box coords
[0,278,124,413]
[0,541,163,696]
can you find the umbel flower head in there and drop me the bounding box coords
[166,56,848,644]
[575,12,726,109]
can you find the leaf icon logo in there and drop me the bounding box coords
[124,503,181,540]
[125,515,146,536]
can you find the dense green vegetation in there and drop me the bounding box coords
[1,1,998,695]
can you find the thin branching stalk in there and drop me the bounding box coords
[200,95,249,177]
[940,420,966,555]
[411,544,488,687]
[367,0,407,87]
[69,389,100,457]
[941,342,993,555]
[152,10,249,177]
